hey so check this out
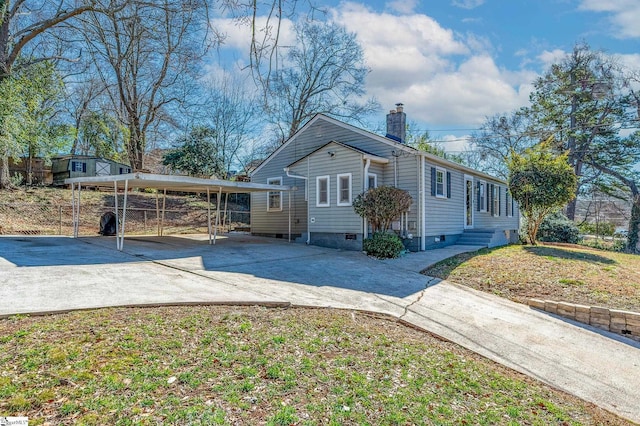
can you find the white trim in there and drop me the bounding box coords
[420,156,426,251]
[366,173,377,189]
[479,180,487,212]
[464,174,474,229]
[267,176,283,211]
[435,166,446,198]
[493,184,500,217]
[337,173,352,206]
[316,175,330,207]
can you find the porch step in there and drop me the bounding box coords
[457,229,506,248]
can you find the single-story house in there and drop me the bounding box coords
[52,155,132,186]
[250,105,519,251]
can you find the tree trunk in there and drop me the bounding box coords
[0,155,10,188]
[628,194,640,254]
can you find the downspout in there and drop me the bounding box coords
[420,155,426,251]
[363,157,371,239]
[284,166,310,244]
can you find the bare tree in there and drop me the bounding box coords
[261,19,378,142]
[200,73,262,177]
[79,0,210,170]
[470,110,538,180]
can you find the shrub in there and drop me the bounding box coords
[353,186,412,233]
[537,211,581,244]
[363,232,405,259]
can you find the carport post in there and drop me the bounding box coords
[213,186,222,244]
[116,179,129,251]
[71,182,80,238]
[222,192,229,232]
[160,188,167,237]
[155,191,160,236]
[288,191,291,243]
[206,188,212,245]
[114,180,119,246]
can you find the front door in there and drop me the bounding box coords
[464,175,474,229]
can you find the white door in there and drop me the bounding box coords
[464,175,474,229]
[96,162,110,176]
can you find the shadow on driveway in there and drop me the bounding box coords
[0,234,431,299]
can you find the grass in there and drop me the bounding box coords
[422,243,640,312]
[0,306,627,425]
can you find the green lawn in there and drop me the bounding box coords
[0,306,626,425]
[422,243,640,312]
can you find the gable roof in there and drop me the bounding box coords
[251,113,506,184]
[286,140,389,169]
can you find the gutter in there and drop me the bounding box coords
[284,166,311,244]
[362,158,371,239]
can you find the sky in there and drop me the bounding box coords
[209,0,640,151]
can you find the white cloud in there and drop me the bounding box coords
[386,0,419,15]
[332,3,534,126]
[579,0,640,39]
[537,49,567,68]
[451,0,485,10]
[210,2,537,127]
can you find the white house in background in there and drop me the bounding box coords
[250,105,520,251]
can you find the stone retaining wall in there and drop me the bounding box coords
[528,299,640,342]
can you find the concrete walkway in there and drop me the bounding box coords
[1,234,639,423]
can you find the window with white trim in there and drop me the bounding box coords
[267,177,282,211]
[493,185,500,217]
[337,173,352,206]
[478,180,486,212]
[316,175,330,207]
[367,173,377,190]
[435,167,446,198]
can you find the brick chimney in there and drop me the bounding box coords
[386,103,406,143]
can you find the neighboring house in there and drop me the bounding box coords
[52,155,132,186]
[250,105,520,251]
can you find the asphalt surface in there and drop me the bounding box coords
[1,234,639,423]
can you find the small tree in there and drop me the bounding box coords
[162,126,224,178]
[353,186,412,233]
[508,139,577,245]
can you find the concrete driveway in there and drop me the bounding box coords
[1,234,639,423]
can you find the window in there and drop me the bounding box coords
[492,185,500,217]
[367,173,377,190]
[435,168,445,198]
[505,191,512,217]
[316,175,330,207]
[119,167,131,174]
[267,177,282,211]
[72,161,86,173]
[478,181,486,212]
[337,173,352,206]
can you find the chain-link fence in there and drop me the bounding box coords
[0,203,250,236]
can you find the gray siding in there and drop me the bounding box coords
[423,161,519,236]
[251,117,417,236]
[252,115,519,249]
[304,144,363,233]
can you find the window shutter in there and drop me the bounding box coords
[446,172,451,198]
[476,182,481,211]
[490,184,494,216]
[83,163,87,173]
[430,167,436,196]
[498,187,502,216]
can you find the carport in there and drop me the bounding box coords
[65,172,292,250]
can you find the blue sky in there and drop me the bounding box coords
[210,0,640,150]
